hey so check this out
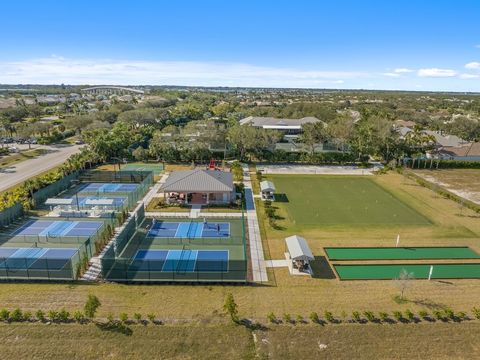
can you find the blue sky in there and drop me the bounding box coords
[0,0,479,91]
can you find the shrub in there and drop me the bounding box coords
[48,310,59,322]
[418,310,429,319]
[84,294,101,319]
[444,308,455,321]
[433,310,444,320]
[296,315,304,324]
[405,309,415,321]
[147,313,156,323]
[223,293,239,323]
[73,311,85,323]
[266,312,277,323]
[23,311,32,322]
[379,312,389,322]
[352,311,361,322]
[134,313,142,323]
[457,311,467,321]
[283,313,292,324]
[471,307,480,319]
[363,311,375,322]
[10,308,23,322]
[119,313,128,323]
[393,311,403,321]
[36,310,45,322]
[324,311,335,323]
[309,312,319,324]
[58,309,70,323]
[106,313,114,323]
[0,309,10,321]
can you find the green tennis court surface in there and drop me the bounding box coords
[121,163,163,175]
[325,247,480,260]
[269,176,430,225]
[334,264,480,280]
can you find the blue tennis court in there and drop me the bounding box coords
[11,220,103,238]
[147,221,230,238]
[0,247,78,270]
[131,249,229,272]
[73,196,127,207]
[79,183,138,193]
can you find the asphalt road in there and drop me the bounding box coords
[0,144,82,192]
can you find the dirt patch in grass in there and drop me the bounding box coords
[255,322,480,359]
[414,169,480,205]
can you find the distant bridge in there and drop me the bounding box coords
[81,86,145,95]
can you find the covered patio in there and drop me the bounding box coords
[161,169,235,205]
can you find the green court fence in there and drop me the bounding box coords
[102,260,247,282]
[32,172,80,205]
[0,203,24,227]
[78,170,153,210]
[0,216,117,258]
[0,241,88,281]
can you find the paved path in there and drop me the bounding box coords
[0,144,82,192]
[189,205,202,218]
[265,259,289,268]
[242,164,268,282]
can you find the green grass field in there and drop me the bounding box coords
[270,175,431,226]
[334,263,480,280]
[325,246,480,260]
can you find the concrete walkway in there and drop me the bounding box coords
[265,259,289,268]
[81,176,163,281]
[189,205,202,218]
[242,164,268,282]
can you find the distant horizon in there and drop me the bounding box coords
[1,1,480,92]
[0,83,479,95]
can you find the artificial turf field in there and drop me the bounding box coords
[334,263,480,280]
[325,246,480,260]
[269,175,431,226]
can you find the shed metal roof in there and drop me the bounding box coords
[260,180,275,192]
[161,170,234,192]
[285,235,314,261]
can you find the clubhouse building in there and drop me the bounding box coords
[161,169,235,205]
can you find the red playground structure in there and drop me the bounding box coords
[208,159,216,170]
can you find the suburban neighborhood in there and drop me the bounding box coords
[0,1,480,359]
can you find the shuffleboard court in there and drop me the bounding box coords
[147,221,230,238]
[131,249,229,272]
[334,264,480,280]
[325,247,480,260]
[269,175,431,225]
[79,183,138,194]
[11,219,103,238]
[121,163,163,175]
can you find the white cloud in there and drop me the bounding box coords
[382,72,401,77]
[394,68,414,73]
[0,56,368,87]
[417,68,457,78]
[465,62,480,70]
[460,73,480,79]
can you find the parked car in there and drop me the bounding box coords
[74,139,85,145]
[9,147,19,153]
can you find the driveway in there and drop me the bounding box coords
[0,144,82,192]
